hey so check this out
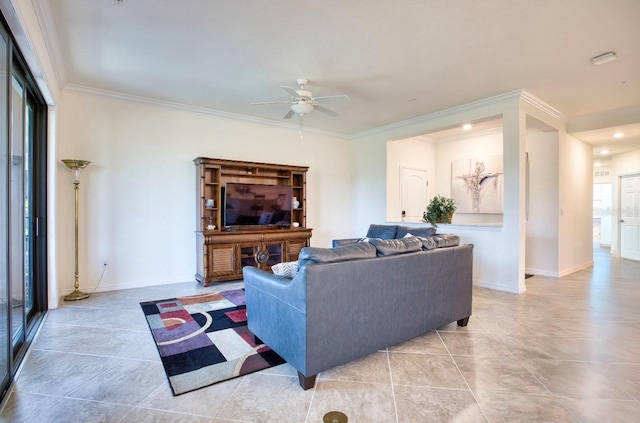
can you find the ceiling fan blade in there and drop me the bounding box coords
[314,105,339,117]
[282,109,295,119]
[281,86,299,98]
[312,94,350,103]
[250,100,291,105]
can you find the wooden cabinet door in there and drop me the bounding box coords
[209,244,236,277]
[238,241,284,271]
[286,238,308,262]
[262,241,284,271]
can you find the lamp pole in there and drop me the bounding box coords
[62,159,91,301]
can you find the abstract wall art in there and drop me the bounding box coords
[451,155,503,214]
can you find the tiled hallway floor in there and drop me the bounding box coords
[1,247,639,422]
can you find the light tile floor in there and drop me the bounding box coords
[1,247,639,422]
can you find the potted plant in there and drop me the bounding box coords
[423,195,457,227]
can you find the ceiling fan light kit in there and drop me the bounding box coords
[251,78,349,119]
[291,102,314,115]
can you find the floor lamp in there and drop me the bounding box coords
[62,159,91,301]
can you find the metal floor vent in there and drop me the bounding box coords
[323,411,348,423]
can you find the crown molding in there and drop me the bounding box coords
[32,0,67,90]
[519,90,566,123]
[63,84,348,139]
[567,104,640,133]
[350,90,523,139]
[0,0,60,104]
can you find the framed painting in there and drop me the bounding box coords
[451,155,503,214]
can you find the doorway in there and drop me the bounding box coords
[400,166,428,223]
[0,20,48,402]
[620,174,640,261]
[593,183,612,247]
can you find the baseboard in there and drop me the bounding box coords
[473,279,525,294]
[86,278,198,293]
[557,260,594,278]
[524,267,558,278]
[525,260,594,279]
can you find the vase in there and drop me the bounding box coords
[292,197,300,209]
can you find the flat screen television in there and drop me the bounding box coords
[223,182,292,227]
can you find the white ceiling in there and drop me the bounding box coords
[35,0,640,159]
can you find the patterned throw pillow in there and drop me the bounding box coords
[271,261,299,278]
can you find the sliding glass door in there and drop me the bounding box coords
[10,67,35,357]
[0,22,9,399]
[0,17,48,402]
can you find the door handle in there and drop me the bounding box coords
[619,219,625,223]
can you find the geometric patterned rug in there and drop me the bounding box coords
[140,288,285,395]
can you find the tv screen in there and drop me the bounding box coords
[224,183,292,227]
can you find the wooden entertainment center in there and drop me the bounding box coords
[194,157,312,286]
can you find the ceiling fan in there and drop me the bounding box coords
[251,78,349,120]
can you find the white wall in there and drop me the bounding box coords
[434,129,503,226]
[610,148,640,255]
[54,90,352,305]
[519,96,593,278]
[557,133,594,275]
[525,128,559,276]
[386,136,435,222]
[351,92,526,293]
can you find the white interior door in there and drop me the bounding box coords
[620,174,640,261]
[400,166,428,223]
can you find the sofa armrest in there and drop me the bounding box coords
[242,266,307,312]
[331,237,361,248]
[243,265,308,373]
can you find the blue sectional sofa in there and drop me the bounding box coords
[243,225,473,389]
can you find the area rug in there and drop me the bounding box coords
[140,288,285,395]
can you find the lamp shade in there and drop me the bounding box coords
[291,102,313,115]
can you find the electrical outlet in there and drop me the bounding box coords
[102,259,109,268]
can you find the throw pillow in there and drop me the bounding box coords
[271,261,299,278]
[366,224,398,240]
[396,226,437,238]
[368,237,422,256]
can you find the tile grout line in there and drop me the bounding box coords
[384,348,400,423]
[435,329,491,423]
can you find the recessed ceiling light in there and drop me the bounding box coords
[594,162,601,167]
[590,51,616,65]
[462,124,472,131]
[600,149,609,155]
[613,132,624,138]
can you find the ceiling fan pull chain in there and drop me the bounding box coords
[299,115,304,140]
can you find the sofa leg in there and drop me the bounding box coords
[457,316,470,327]
[297,372,317,390]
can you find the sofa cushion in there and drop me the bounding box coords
[432,234,461,248]
[298,242,377,268]
[366,224,398,240]
[396,226,437,238]
[271,261,299,278]
[368,236,423,256]
[414,234,461,250]
[416,236,438,250]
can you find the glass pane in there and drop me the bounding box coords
[0,28,9,386]
[25,101,33,315]
[10,74,24,346]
